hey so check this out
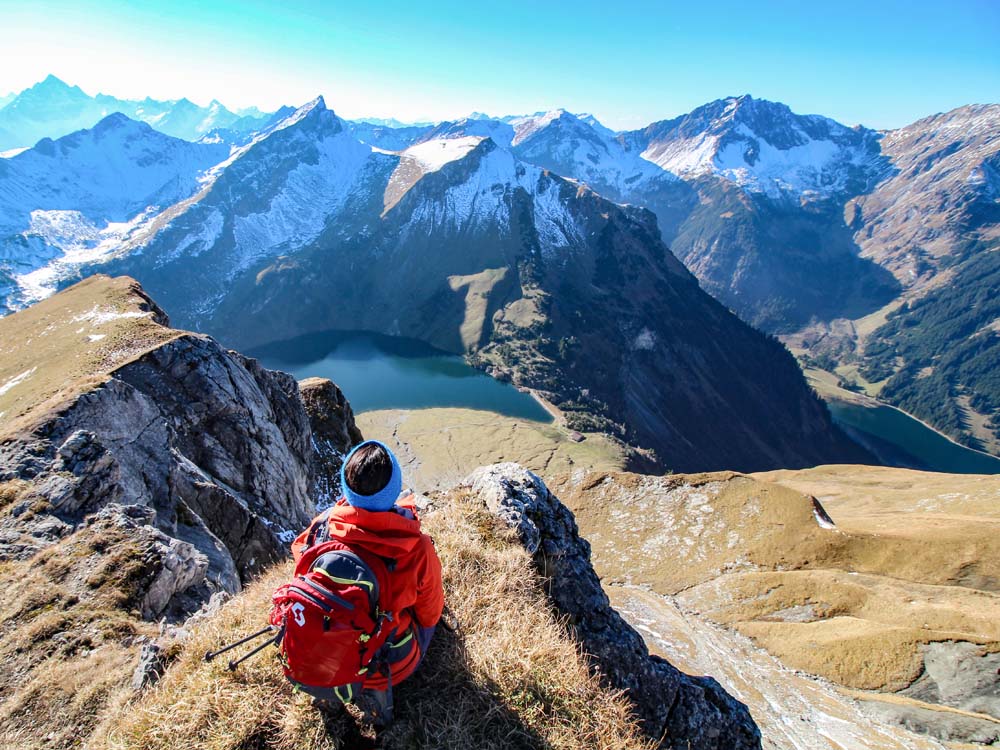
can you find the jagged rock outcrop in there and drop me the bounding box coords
[0,276,361,620]
[1,331,315,603]
[298,376,363,507]
[463,463,762,750]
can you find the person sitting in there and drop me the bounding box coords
[290,440,444,727]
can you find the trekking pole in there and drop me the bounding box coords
[203,625,275,663]
[227,626,285,671]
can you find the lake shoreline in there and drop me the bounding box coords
[803,365,1000,463]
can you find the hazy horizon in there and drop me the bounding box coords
[2,0,998,130]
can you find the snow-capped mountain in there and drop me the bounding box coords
[0,114,230,308]
[4,86,995,463]
[391,98,898,330]
[0,75,277,150]
[354,116,435,129]
[629,95,884,197]
[0,94,859,473]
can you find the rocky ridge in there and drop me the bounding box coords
[0,277,335,600]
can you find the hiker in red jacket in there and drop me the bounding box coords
[289,439,444,726]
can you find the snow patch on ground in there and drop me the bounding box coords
[633,328,656,350]
[642,132,721,175]
[403,136,482,172]
[813,507,837,529]
[157,209,224,264]
[71,305,151,325]
[401,145,584,257]
[0,367,37,397]
[231,128,372,276]
[14,209,158,303]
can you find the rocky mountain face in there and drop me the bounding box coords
[11,87,995,461]
[28,97,862,472]
[400,98,902,332]
[0,275,361,610]
[850,105,1000,452]
[400,99,1000,455]
[0,75,274,150]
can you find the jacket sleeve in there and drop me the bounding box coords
[411,532,444,627]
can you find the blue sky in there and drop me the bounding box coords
[2,0,997,129]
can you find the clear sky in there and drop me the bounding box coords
[1,0,997,130]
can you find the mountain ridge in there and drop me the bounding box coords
[0,96,873,472]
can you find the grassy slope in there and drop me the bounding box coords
[0,274,180,439]
[548,467,1000,698]
[98,492,650,750]
[0,496,160,748]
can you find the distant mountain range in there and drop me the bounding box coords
[0,75,277,150]
[1,75,997,458]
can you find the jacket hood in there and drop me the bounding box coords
[326,494,423,559]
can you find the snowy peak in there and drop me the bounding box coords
[635,96,881,196]
[24,74,85,99]
[0,114,231,309]
[89,111,140,134]
[418,117,515,147]
[510,109,572,145]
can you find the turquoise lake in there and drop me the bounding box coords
[828,399,1000,475]
[249,330,1000,475]
[249,330,552,422]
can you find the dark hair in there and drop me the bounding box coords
[344,443,392,496]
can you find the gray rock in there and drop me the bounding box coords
[1,333,319,600]
[901,641,1000,720]
[859,697,1000,745]
[462,463,761,750]
[142,534,209,620]
[298,377,364,508]
[131,641,166,691]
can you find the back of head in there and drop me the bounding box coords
[340,440,403,512]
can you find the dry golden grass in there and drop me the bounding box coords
[358,407,627,493]
[97,491,651,750]
[0,513,158,749]
[553,467,1000,694]
[0,274,181,440]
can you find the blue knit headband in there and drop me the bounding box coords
[340,440,403,512]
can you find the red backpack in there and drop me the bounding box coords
[268,538,396,700]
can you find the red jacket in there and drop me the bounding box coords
[291,493,444,687]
